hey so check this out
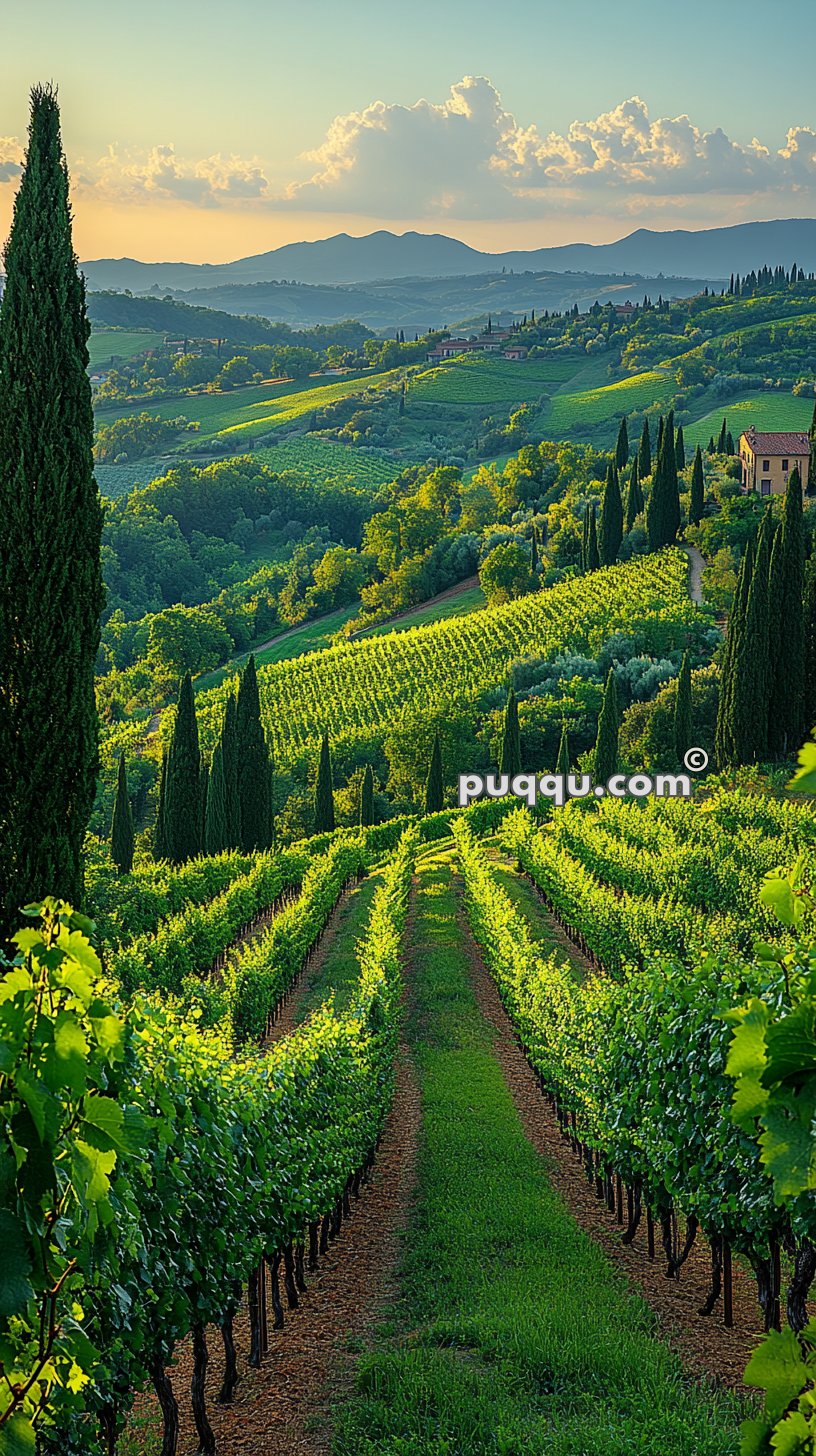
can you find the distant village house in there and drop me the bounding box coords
[425,329,520,363]
[738,427,810,496]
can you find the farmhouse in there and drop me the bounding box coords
[425,329,515,363]
[738,427,810,496]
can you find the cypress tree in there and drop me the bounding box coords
[804,554,816,734]
[637,418,652,478]
[809,397,816,493]
[769,468,805,754]
[199,762,209,855]
[0,86,104,925]
[715,538,755,768]
[625,458,644,532]
[730,511,772,763]
[424,732,444,814]
[581,505,590,571]
[615,416,629,468]
[556,721,570,776]
[656,415,664,457]
[708,436,716,455]
[267,739,276,847]
[314,730,335,833]
[726,431,735,456]
[586,504,600,571]
[499,688,522,777]
[221,692,240,848]
[235,655,271,851]
[530,525,539,573]
[599,463,623,566]
[673,653,693,766]
[717,417,728,453]
[154,751,168,861]
[593,669,619,781]
[111,753,135,876]
[360,763,375,827]
[164,673,201,863]
[689,446,705,527]
[646,409,680,550]
[205,742,229,855]
[675,424,685,470]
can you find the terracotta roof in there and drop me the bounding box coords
[741,427,810,454]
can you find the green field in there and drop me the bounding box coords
[362,582,486,635]
[253,434,402,489]
[684,393,814,451]
[88,327,165,370]
[94,367,401,441]
[409,355,580,406]
[95,454,176,499]
[545,367,674,432]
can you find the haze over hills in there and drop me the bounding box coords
[81,218,816,294]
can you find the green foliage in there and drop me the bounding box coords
[0,87,104,928]
[499,689,522,777]
[615,415,629,468]
[646,409,681,551]
[690,446,705,527]
[313,730,335,834]
[424,732,444,814]
[235,655,272,851]
[163,673,201,863]
[478,541,534,606]
[599,463,623,566]
[593,667,619,780]
[110,754,134,875]
[360,763,375,827]
[672,652,693,765]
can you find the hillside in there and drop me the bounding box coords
[81,218,816,292]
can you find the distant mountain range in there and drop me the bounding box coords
[82,219,816,294]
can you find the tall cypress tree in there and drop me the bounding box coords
[803,554,816,735]
[424,731,444,814]
[0,87,104,926]
[530,525,539,574]
[199,762,209,856]
[656,415,664,458]
[637,418,652,478]
[625,458,644,532]
[111,753,135,876]
[556,721,570,776]
[730,511,772,763]
[715,538,755,768]
[809,397,816,493]
[360,763,375,827]
[235,655,271,851]
[769,468,805,754]
[615,416,629,468]
[717,417,728,454]
[689,446,705,527]
[586,503,600,571]
[599,463,623,566]
[581,504,590,571]
[673,653,693,765]
[205,742,229,855]
[164,673,201,863]
[593,669,619,781]
[646,410,680,551]
[220,692,240,849]
[154,751,168,861]
[500,688,522,777]
[314,730,335,833]
[674,424,686,470]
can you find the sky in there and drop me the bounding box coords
[2,0,816,262]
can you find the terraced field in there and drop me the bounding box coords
[545,367,674,432]
[684,393,814,451]
[253,434,402,489]
[409,355,579,405]
[88,326,165,369]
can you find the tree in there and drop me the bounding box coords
[360,763,375,827]
[110,753,135,875]
[154,752,168,861]
[717,417,728,454]
[674,424,685,470]
[689,446,705,527]
[424,731,444,813]
[235,655,271,851]
[0,87,104,927]
[220,693,240,849]
[593,669,619,781]
[556,721,570,776]
[530,525,539,574]
[586,503,600,571]
[313,730,335,833]
[599,463,623,566]
[804,554,816,732]
[164,672,201,863]
[673,653,693,765]
[646,409,681,551]
[715,537,754,768]
[637,418,652,478]
[205,742,229,855]
[768,468,805,754]
[479,541,533,605]
[199,761,209,855]
[729,510,772,763]
[615,416,629,468]
[499,688,522,777]
[625,458,643,531]
[707,436,716,455]
[726,431,735,456]
[809,397,816,493]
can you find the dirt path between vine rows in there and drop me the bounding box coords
[452,868,765,1391]
[132,881,422,1456]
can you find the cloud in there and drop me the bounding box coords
[0,137,23,184]
[78,143,270,208]
[283,81,816,218]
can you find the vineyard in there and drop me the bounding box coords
[545,367,676,432]
[408,354,578,405]
[252,435,402,489]
[184,547,702,767]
